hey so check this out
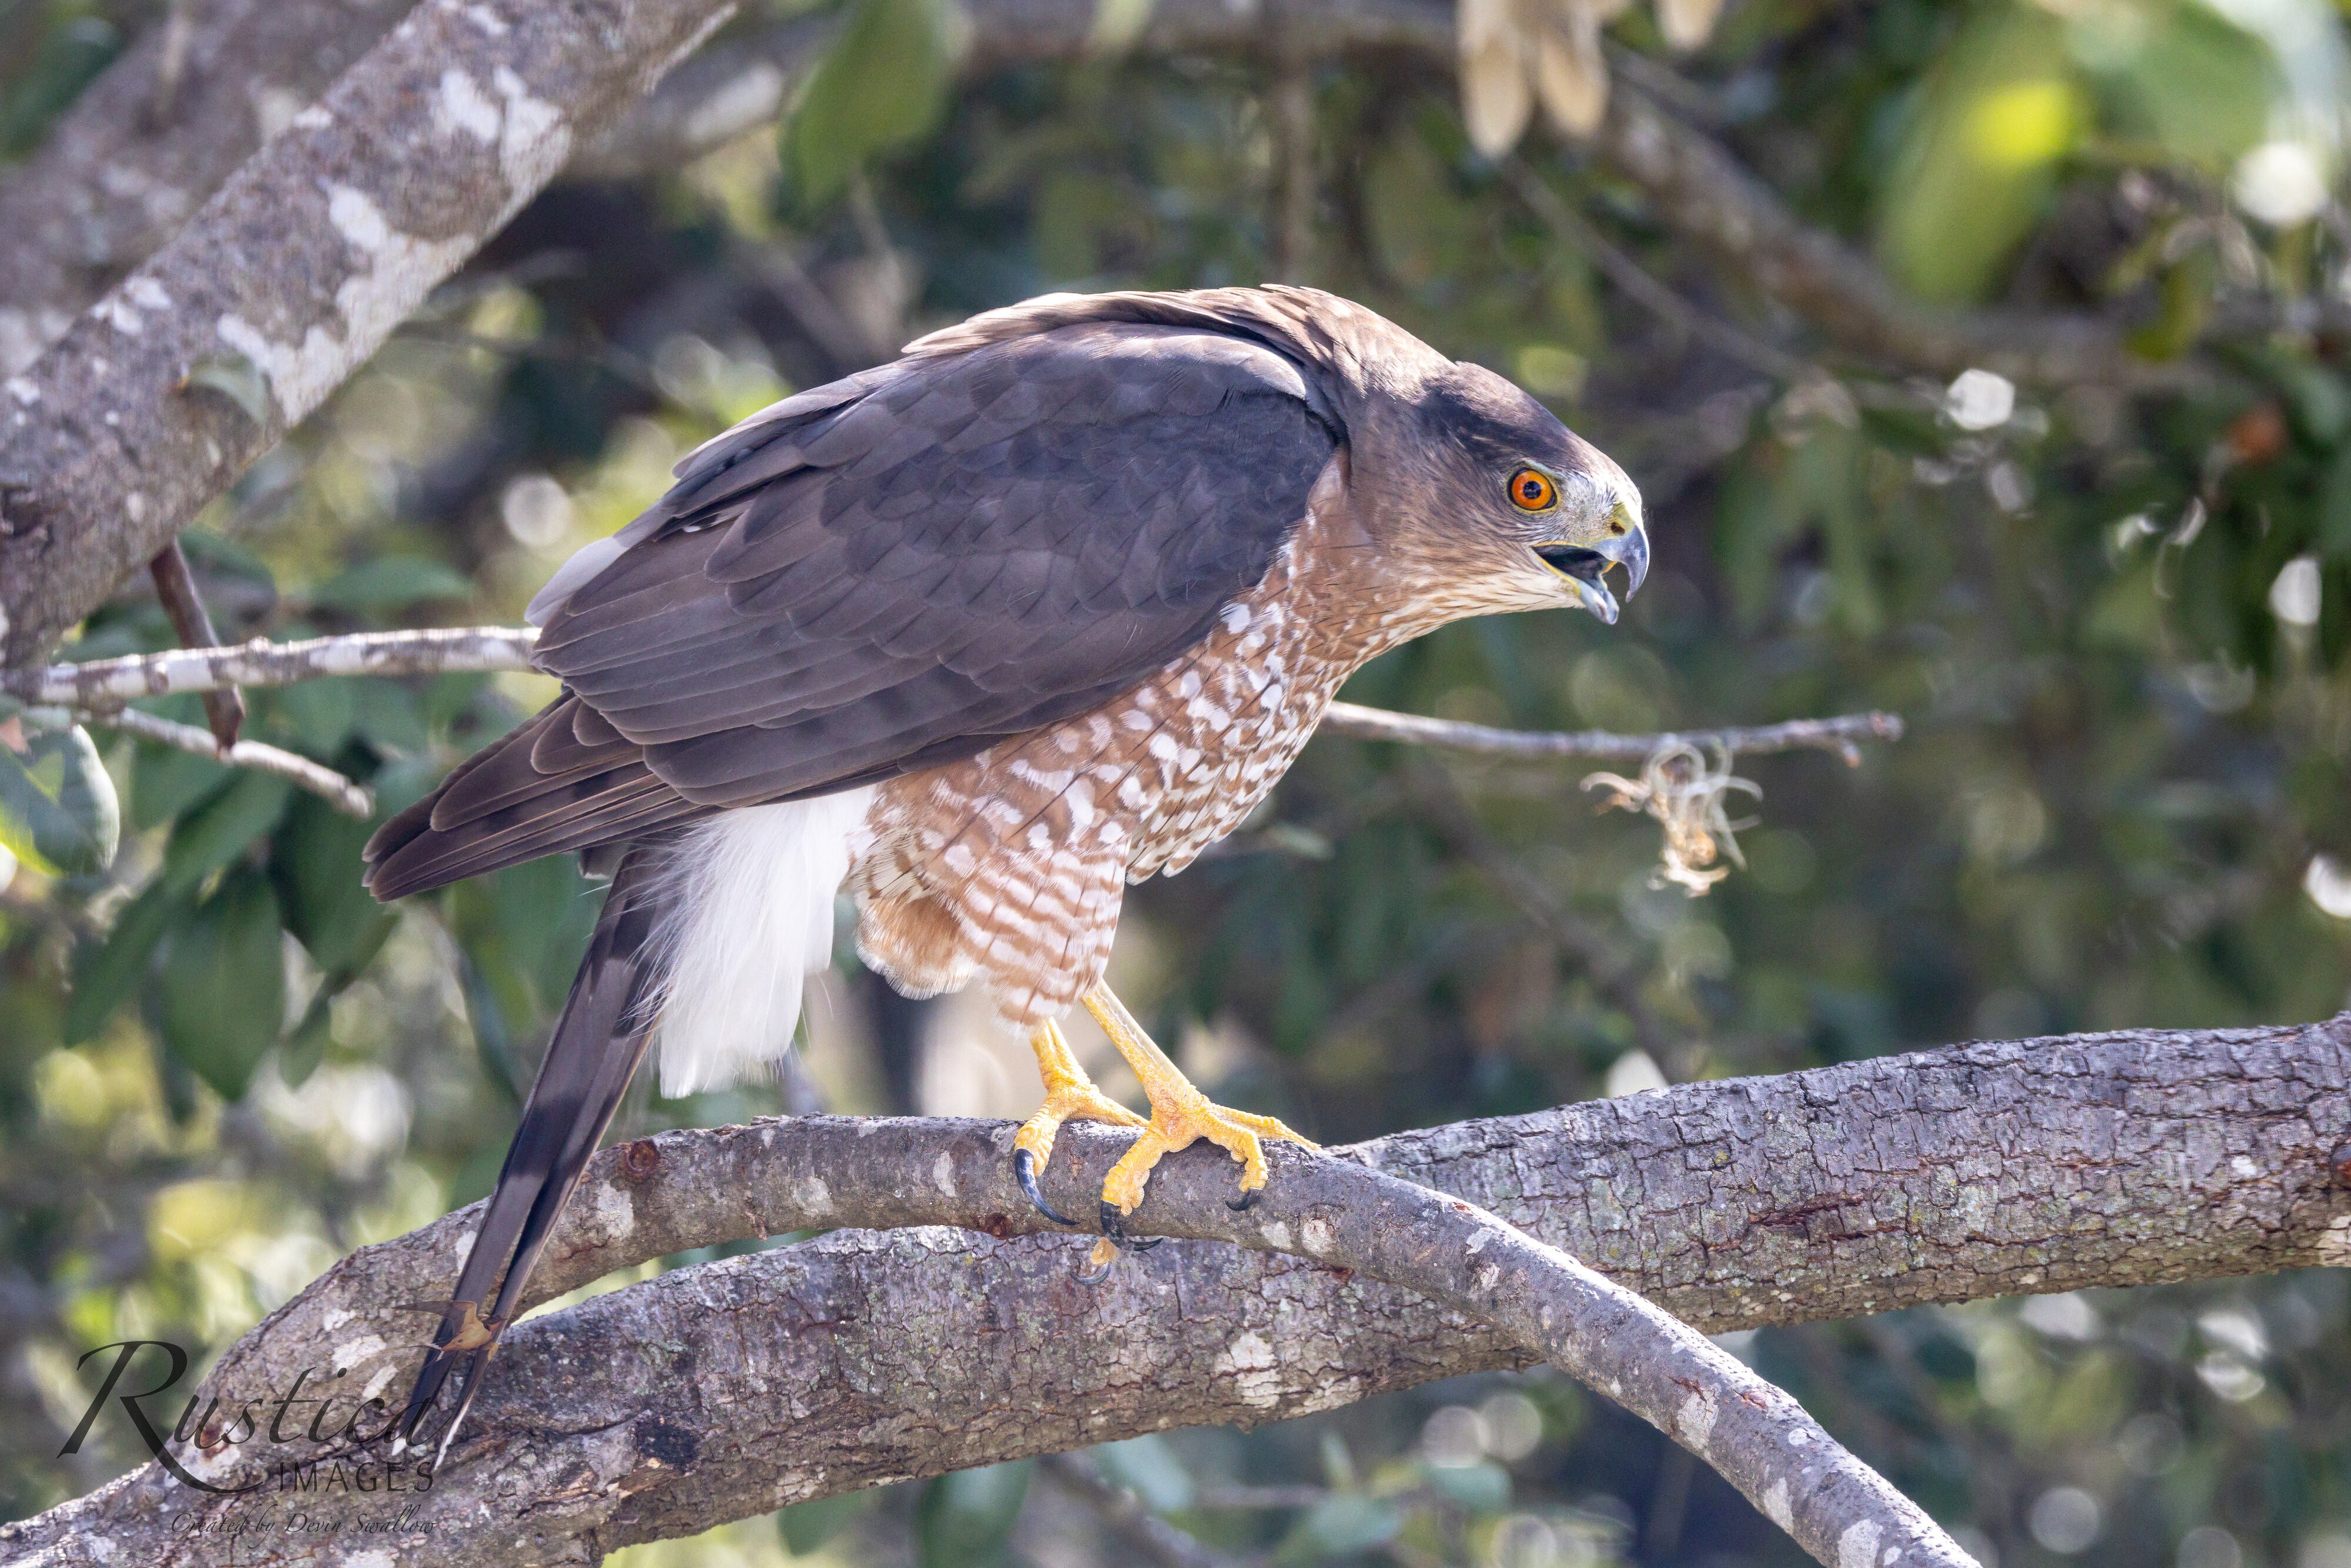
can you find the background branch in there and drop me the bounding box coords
[71,703,371,815]
[6,1014,2340,1564]
[0,0,2253,672]
[0,0,412,376]
[9,625,1901,765]
[0,0,742,666]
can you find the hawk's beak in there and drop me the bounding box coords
[1536,499,1649,625]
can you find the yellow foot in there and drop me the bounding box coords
[1084,986,1318,1219]
[1012,1021,1146,1225]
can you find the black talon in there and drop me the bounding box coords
[1227,1188,1260,1212]
[1074,1251,1117,1285]
[1098,1199,1161,1252]
[1014,1147,1079,1226]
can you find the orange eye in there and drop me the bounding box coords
[1508,468,1558,511]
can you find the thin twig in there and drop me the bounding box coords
[7,626,543,708]
[1042,1453,1242,1568]
[1323,701,1904,765]
[12,628,1905,769]
[76,705,372,816]
[146,539,247,748]
[1503,160,1824,390]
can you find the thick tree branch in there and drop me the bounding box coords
[0,0,413,375]
[0,0,744,666]
[7,1016,2342,1564]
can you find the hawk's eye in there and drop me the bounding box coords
[1507,468,1558,511]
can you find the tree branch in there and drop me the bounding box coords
[72,703,371,816]
[0,0,2232,669]
[0,0,413,376]
[0,0,744,666]
[5,625,1901,768]
[6,1014,2340,1564]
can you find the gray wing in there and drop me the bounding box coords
[366,320,1338,898]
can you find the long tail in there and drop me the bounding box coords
[394,846,671,1462]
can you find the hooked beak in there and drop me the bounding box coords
[1536,498,1649,625]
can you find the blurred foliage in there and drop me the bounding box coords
[6,0,2351,1565]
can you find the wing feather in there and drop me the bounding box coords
[369,311,1341,896]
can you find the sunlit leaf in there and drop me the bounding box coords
[1875,5,2084,302]
[782,0,963,209]
[0,721,119,876]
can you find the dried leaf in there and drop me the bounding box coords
[1583,742,1760,895]
[1458,0,1533,159]
[1656,0,1723,51]
[1532,5,1609,138]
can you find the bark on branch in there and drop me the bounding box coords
[0,0,744,666]
[0,0,413,376]
[6,1014,2342,1565]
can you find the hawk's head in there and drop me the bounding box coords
[1367,360,1649,625]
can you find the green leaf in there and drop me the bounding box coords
[269,678,357,755]
[65,880,198,1044]
[450,853,600,1027]
[1424,1459,1512,1515]
[1874,6,2084,303]
[271,791,396,978]
[2318,446,2351,562]
[132,739,234,830]
[913,1462,1033,1568]
[279,989,332,1088]
[160,771,292,896]
[182,353,273,427]
[157,867,287,1101]
[351,678,428,753]
[1277,1494,1403,1562]
[305,557,473,614]
[781,0,960,209]
[0,722,120,876]
[1092,1436,1195,1513]
[779,1490,876,1556]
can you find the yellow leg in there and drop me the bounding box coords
[1083,983,1318,1217]
[1013,1019,1147,1176]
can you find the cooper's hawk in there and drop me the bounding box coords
[364,285,1646,1452]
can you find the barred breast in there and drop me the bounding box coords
[845,457,1465,1028]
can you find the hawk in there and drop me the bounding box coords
[363,285,1647,1451]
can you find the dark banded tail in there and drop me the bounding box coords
[394,847,670,1462]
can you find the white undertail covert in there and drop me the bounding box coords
[646,786,875,1097]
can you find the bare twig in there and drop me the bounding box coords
[6,626,542,708]
[74,704,371,816]
[1322,700,1904,765]
[1043,1453,1241,1568]
[10,1013,2340,1566]
[146,538,246,748]
[11,627,1903,768]
[1502,160,1823,390]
